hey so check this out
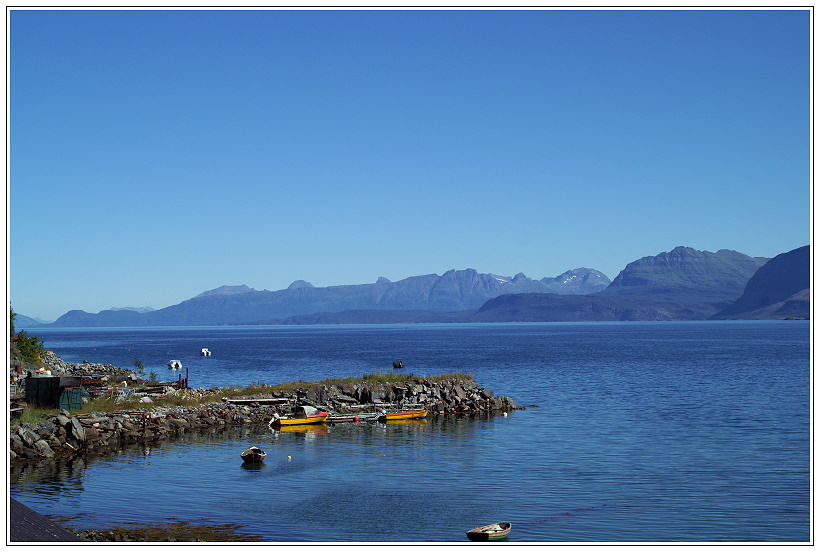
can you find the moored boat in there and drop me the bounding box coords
[269,405,330,427]
[392,360,404,369]
[380,408,427,422]
[240,446,266,463]
[167,360,182,370]
[466,522,511,541]
[200,348,211,356]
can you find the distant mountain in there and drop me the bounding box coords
[194,285,255,298]
[712,245,810,319]
[600,247,769,318]
[541,268,610,294]
[110,306,155,313]
[43,246,802,326]
[49,267,610,327]
[472,247,772,322]
[472,293,674,322]
[12,314,45,328]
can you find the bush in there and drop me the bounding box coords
[15,330,45,365]
[10,307,46,365]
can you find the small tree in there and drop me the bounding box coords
[10,306,45,364]
[133,357,145,374]
[15,329,45,364]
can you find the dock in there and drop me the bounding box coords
[222,397,293,405]
[326,412,384,424]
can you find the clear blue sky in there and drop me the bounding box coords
[9,8,811,321]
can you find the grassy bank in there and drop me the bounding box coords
[12,371,474,426]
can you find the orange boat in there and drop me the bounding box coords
[380,409,427,422]
[269,405,329,427]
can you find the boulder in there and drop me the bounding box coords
[334,393,358,404]
[83,426,99,443]
[33,439,54,458]
[70,417,85,441]
[17,427,39,447]
[10,434,24,453]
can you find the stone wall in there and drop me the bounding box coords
[289,376,518,415]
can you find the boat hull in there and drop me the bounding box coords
[383,409,427,421]
[466,522,511,541]
[271,413,329,426]
[240,447,266,463]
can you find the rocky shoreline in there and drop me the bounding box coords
[10,353,519,463]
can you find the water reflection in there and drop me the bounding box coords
[240,462,266,472]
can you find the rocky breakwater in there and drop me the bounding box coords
[38,350,137,378]
[10,376,518,462]
[9,401,282,463]
[287,376,519,416]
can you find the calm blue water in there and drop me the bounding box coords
[10,322,810,542]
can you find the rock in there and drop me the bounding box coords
[140,396,153,403]
[334,393,357,403]
[18,427,39,447]
[33,439,54,458]
[71,418,86,441]
[83,426,99,442]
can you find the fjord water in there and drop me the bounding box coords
[10,322,809,542]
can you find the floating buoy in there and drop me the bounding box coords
[287,456,291,461]
[503,412,508,417]
[354,416,359,424]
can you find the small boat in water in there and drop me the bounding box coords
[392,360,405,369]
[466,522,511,542]
[380,409,427,422]
[269,405,330,427]
[167,360,182,370]
[200,348,211,356]
[240,447,266,463]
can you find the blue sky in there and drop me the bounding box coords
[9,9,810,321]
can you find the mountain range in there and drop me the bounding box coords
[19,245,810,327]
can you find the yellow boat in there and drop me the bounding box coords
[269,405,329,427]
[381,409,428,422]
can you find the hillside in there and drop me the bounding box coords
[712,245,810,319]
[467,247,781,322]
[599,247,769,318]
